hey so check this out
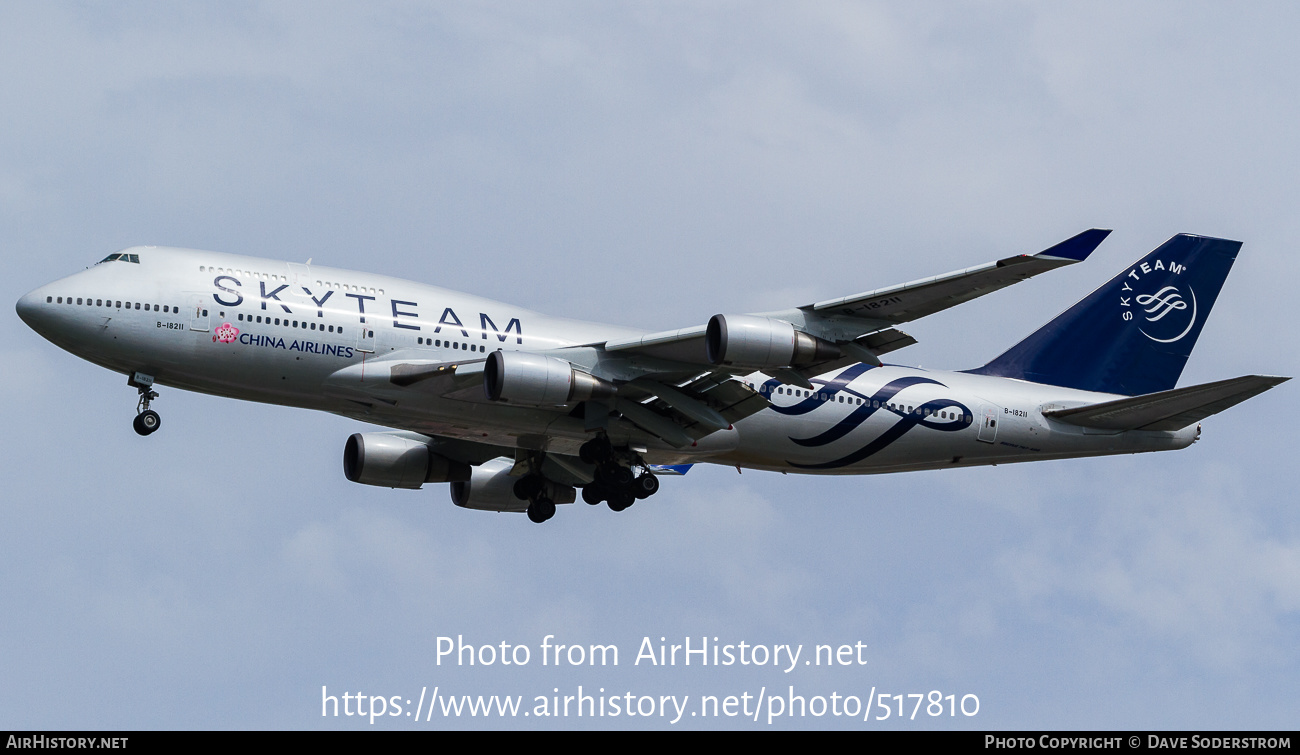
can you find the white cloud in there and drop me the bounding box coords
[1000,461,1300,669]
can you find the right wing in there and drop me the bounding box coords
[587,230,1111,445]
[602,228,1110,371]
[796,228,1111,326]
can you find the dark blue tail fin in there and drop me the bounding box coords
[969,234,1240,396]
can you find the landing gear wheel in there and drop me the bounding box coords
[133,409,161,436]
[582,485,606,505]
[527,497,556,523]
[596,463,634,487]
[513,475,543,501]
[632,473,659,499]
[607,491,635,512]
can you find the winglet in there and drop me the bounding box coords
[1033,228,1111,262]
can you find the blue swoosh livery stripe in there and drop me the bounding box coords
[760,362,874,416]
[788,376,946,447]
[762,374,973,471]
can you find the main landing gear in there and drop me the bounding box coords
[511,435,666,524]
[513,475,557,524]
[578,435,661,513]
[129,372,161,436]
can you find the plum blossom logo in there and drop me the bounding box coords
[213,322,240,344]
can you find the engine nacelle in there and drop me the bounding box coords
[483,350,617,406]
[705,314,841,368]
[450,458,576,512]
[343,433,471,489]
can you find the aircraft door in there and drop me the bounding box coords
[189,296,210,332]
[977,404,999,443]
[356,324,375,353]
[287,263,311,285]
[287,263,313,303]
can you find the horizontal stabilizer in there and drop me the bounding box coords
[1043,375,1289,431]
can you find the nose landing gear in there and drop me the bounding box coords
[129,372,161,436]
[133,408,161,436]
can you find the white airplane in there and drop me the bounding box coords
[16,230,1287,523]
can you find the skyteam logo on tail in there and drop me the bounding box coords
[1136,285,1198,343]
[1137,286,1188,321]
[1120,259,1198,344]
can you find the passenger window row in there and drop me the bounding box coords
[317,280,383,296]
[416,336,485,353]
[49,296,172,313]
[200,265,286,283]
[235,312,343,334]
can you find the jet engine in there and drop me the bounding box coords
[343,433,471,489]
[450,458,576,512]
[483,350,617,406]
[705,314,841,368]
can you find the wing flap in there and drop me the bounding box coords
[860,326,918,355]
[619,374,769,443]
[687,374,769,425]
[627,377,729,431]
[1043,375,1290,431]
[613,398,695,447]
[792,327,919,379]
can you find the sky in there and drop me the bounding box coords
[2,1,1297,730]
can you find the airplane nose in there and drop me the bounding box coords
[16,287,59,339]
[15,289,42,328]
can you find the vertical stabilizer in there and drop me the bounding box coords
[969,234,1240,396]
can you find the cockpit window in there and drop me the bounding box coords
[96,253,141,264]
